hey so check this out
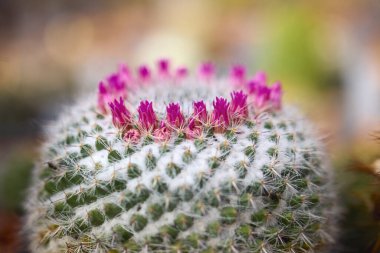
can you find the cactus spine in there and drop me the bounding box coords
[25,60,335,252]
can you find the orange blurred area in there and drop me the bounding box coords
[0,1,379,252]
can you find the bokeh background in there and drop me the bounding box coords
[0,1,379,252]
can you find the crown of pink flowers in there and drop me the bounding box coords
[98,59,283,143]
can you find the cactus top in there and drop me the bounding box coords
[98,59,282,143]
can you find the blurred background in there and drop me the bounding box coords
[0,0,379,252]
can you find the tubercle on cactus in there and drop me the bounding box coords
[100,59,282,143]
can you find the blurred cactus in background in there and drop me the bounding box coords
[25,60,336,252]
[335,131,380,253]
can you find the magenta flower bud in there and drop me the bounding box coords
[109,97,132,129]
[157,59,170,77]
[230,64,246,86]
[175,67,188,79]
[247,70,266,88]
[247,71,272,109]
[98,81,107,94]
[253,71,267,85]
[106,74,118,90]
[247,74,267,95]
[188,100,207,134]
[254,84,271,109]
[187,117,196,131]
[138,100,157,131]
[97,65,130,113]
[246,71,283,110]
[230,90,248,119]
[193,100,208,123]
[153,121,172,141]
[124,129,141,143]
[198,62,215,80]
[270,81,282,109]
[107,73,126,93]
[166,103,185,128]
[138,65,151,82]
[118,64,132,85]
[97,81,109,113]
[211,97,230,130]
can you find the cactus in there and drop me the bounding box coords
[25,60,335,253]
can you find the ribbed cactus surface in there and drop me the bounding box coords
[26,60,334,253]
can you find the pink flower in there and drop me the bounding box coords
[230,65,246,86]
[198,62,215,81]
[154,121,172,142]
[97,81,110,113]
[98,81,108,94]
[138,65,151,83]
[247,71,271,109]
[166,103,185,128]
[175,67,188,80]
[270,81,282,110]
[247,71,267,93]
[211,97,230,130]
[188,100,207,136]
[247,72,282,110]
[252,84,271,109]
[124,129,141,143]
[157,59,170,77]
[137,100,157,131]
[193,101,208,123]
[97,65,130,113]
[109,97,132,129]
[230,90,248,120]
[253,71,267,85]
[118,64,132,87]
[107,65,130,92]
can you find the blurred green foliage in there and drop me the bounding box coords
[0,150,34,212]
[259,6,339,95]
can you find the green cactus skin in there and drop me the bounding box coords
[25,67,335,253]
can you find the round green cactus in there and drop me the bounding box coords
[25,60,335,252]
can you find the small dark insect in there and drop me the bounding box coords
[47,162,58,170]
